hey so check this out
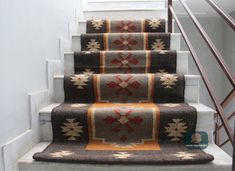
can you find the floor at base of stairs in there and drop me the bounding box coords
[18,142,232,171]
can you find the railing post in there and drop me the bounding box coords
[168,0,172,33]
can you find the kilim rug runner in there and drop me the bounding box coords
[86,19,166,33]
[81,33,170,51]
[74,50,177,74]
[33,19,214,165]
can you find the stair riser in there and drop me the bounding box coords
[86,1,165,10]
[71,34,181,52]
[39,104,214,142]
[64,51,189,75]
[83,9,167,20]
[53,75,199,103]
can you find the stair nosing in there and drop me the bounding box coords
[64,51,190,55]
[39,103,215,115]
[71,33,181,37]
[54,74,200,78]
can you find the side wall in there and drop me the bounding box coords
[0,1,78,170]
[175,15,235,156]
[175,17,225,107]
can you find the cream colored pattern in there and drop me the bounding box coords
[91,19,104,30]
[70,104,88,108]
[50,150,73,158]
[61,119,83,141]
[157,69,169,74]
[86,39,101,51]
[173,152,198,160]
[151,39,165,50]
[113,152,133,159]
[162,104,180,108]
[165,119,187,141]
[71,75,89,89]
[83,69,94,75]
[149,19,161,29]
[159,74,178,89]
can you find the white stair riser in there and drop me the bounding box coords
[83,9,167,20]
[86,1,165,10]
[64,51,189,75]
[71,34,181,52]
[53,75,199,103]
[39,103,214,142]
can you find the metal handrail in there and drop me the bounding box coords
[169,5,234,145]
[222,90,235,108]
[205,0,235,32]
[218,112,235,130]
[179,0,235,89]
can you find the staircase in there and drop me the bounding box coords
[17,0,232,170]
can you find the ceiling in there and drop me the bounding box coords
[173,0,235,17]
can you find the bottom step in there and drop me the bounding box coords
[18,142,232,171]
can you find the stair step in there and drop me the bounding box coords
[39,103,213,142]
[53,74,199,104]
[86,0,165,10]
[64,51,189,75]
[71,33,181,52]
[83,8,167,20]
[71,19,175,35]
[87,0,165,2]
[18,142,231,171]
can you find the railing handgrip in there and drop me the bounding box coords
[205,0,235,32]
[179,0,235,89]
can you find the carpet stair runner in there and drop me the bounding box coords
[33,19,214,165]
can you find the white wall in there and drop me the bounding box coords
[175,17,225,108]
[175,15,235,156]
[0,0,79,170]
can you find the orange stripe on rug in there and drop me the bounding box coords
[100,51,105,73]
[86,103,160,151]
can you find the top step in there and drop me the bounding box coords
[86,19,166,33]
[85,0,166,10]
[83,8,167,20]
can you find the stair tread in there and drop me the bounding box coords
[39,103,215,115]
[88,0,166,2]
[83,8,167,12]
[18,142,231,168]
